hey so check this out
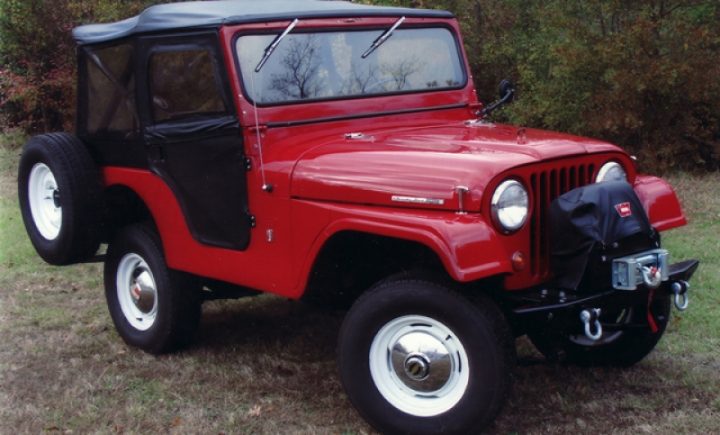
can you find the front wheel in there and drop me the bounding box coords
[529,296,672,366]
[104,225,201,354]
[338,278,514,435]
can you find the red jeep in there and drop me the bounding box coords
[17,1,698,433]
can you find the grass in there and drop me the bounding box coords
[1,132,719,434]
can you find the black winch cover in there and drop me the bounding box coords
[550,181,654,291]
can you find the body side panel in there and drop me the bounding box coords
[103,167,511,297]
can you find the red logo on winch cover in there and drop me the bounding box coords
[615,202,632,217]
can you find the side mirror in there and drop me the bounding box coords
[498,79,515,103]
[480,79,516,118]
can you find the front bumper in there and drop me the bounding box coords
[507,259,699,336]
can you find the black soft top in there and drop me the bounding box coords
[72,0,454,45]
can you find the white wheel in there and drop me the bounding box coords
[116,253,158,331]
[27,163,62,240]
[338,279,513,434]
[18,133,102,265]
[369,315,470,417]
[105,225,201,354]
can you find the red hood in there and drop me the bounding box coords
[290,121,625,211]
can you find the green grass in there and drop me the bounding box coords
[1,132,719,434]
[659,173,720,355]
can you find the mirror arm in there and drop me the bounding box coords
[479,86,515,118]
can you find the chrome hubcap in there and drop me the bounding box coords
[369,315,470,417]
[28,163,62,240]
[116,253,158,331]
[403,354,431,381]
[392,332,452,392]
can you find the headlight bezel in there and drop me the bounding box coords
[490,179,529,234]
[595,161,627,183]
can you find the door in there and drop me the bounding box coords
[139,33,251,250]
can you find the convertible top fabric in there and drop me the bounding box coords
[73,0,454,45]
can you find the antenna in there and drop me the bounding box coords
[247,19,299,193]
[248,69,272,192]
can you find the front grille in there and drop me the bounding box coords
[528,163,596,278]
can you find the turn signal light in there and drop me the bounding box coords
[511,251,526,271]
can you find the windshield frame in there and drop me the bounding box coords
[232,23,468,108]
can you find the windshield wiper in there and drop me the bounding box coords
[361,16,405,59]
[255,18,299,72]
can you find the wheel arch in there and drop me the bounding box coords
[298,210,513,304]
[101,184,156,242]
[302,229,448,307]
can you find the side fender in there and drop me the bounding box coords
[300,202,512,284]
[633,175,687,231]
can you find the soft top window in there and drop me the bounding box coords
[84,44,138,136]
[149,49,227,122]
[236,27,465,105]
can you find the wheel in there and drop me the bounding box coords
[529,296,672,366]
[338,278,515,435]
[104,225,201,354]
[18,133,102,265]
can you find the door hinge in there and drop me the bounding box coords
[249,214,256,228]
[244,157,252,171]
[148,144,165,162]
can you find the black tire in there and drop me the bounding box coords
[18,133,102,265]
[529,296,672,366]
[104,225,201,354]
[338,278,515,435]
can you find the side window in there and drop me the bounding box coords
[85,44,137,135]
[149,49,227,122]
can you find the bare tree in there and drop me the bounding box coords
[270,35,323,100]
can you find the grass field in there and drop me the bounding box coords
[1,135,718,434]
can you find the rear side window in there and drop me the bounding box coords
[84,44,137,135]
[149,49,227,122]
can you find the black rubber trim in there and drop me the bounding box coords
[265,103,468,128]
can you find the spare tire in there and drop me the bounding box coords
[18,133,102,265]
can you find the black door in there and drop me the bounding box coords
[139,33,251,250]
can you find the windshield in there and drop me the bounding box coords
[236,27,465,105]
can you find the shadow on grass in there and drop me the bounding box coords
[195,296,344,357]
[184,295,719,434]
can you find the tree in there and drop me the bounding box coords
[0,0,169,132]
[369,0,720,171]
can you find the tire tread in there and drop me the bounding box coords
[18,132,102,264]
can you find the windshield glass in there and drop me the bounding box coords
[236,27,465,104]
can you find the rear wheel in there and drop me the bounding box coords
[18,133,102,264]
[529,296,671,366]
[105,225,201,354]
[338,278,514,435]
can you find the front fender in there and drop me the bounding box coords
[633,175,687,231]
[300,201,512,283]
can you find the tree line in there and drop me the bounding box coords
[2,0,718,171]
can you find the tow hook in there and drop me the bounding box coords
[580,308,602,341]
[671,280,690,311]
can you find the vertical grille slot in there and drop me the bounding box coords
[527,162,595,279]
[529,174,539,276]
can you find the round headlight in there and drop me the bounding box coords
[491,180,529,233]
[595,161,627,183]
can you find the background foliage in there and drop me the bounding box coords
[2,0,719,171]
[0,0,168,132]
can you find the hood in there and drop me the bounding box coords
[290,121,624,212]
